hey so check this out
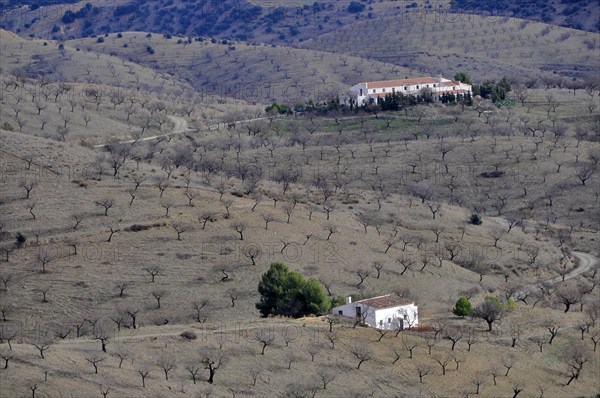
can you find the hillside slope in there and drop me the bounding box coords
[299,14,600,82]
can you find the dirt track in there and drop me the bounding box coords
[513,251,598,301]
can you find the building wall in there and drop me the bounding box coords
[332,303,376,327]
[374,304,419,330]
[341,78,472,106]
[332,303,419,330]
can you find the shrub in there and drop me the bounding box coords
[15,232,27,248]
[453,297,472,316]
[348,1,366,13]
[96,37,104,43]
[146,46,155,54]
[2,122,14,131]
[470,213,482,225]
[180,330,197,340]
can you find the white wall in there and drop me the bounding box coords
[332,303,418,330]
[374,304,418,330]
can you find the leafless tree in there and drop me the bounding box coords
[156,354,176,380]
[107,226,119,243]
[426,201,442,219]
[318,366,338,390]
[372,261,384,278]
[501,354,516,377]
[262,213,275,230]
[192,300,209,323]
[351,344,373,369]
[308,343,322,362]
[94,322,111,352]
[416,364,430,383]
[160,200,173,217]
[325,224,337,240]
[546,322,560,344]
[0,348,14,369]
[172,223,186,241]
[232,221,246,240]
[85,353,106,374]
[37,251,53,273]
[434,354,450,375]
[555,284,582,313]
[574,163,596,186]
[137,362,152,387]
[152,290,167,309]
[324,330,338,349]
[199,346,225,384]
[22,179,38,199]
[444,327,463,350]
[355,269,369,288]
[404,342,419,359]
[95,199,114,216]
[243,245,262,266]
[198,211,216,230]
[248,366,262,386]
[222,199,234,218]
[144,266,161,283]
[27,202,36,219]
[31,336,54,358]
[255,328,275,355]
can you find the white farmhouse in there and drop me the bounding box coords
[341,76,472,107]
[332,294,418,330]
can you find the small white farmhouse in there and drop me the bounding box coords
[332,294,418,330]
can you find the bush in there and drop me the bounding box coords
[146,46,155,54]
[348,1,366,13]
[15,232,27,248]
[453,297,472,316]
[470,213,482,225]
[2,122,14,131]
[180,330,197,340]
[96,37,104,43]
[256,262,331,318]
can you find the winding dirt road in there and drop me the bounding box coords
[513,251,598,301]
[93,115,192,148]
[93,115,270,149]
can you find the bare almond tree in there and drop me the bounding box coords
[85,353,106,374]
[199,346,225,384]
[351,344,373,369]
[255,328,275,355]
[156,354,176,380]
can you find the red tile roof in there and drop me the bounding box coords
[363,77,439,89]
[356,294,414,309]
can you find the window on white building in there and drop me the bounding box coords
[388,318,391,323]
[382,88,386,93]
[416,85,419,89]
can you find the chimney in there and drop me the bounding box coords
[437,74,443,83]
[346,296,352,304]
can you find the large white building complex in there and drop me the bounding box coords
[341,76,472,107]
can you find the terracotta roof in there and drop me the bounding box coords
[356,294,414,309]
[362,77,439,89]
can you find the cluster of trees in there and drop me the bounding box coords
[256,262,333,318]
[453,296,516,331]
[473,78,512,103]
